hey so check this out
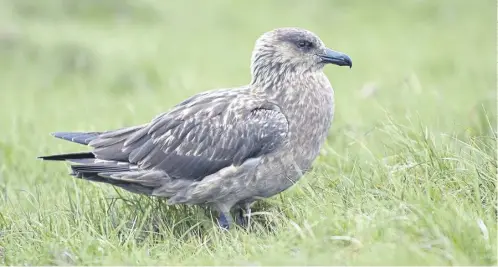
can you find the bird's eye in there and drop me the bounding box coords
[296,40,313,49]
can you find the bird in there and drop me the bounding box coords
[38,27,352,229]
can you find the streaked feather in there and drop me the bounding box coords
[38,28,346,230]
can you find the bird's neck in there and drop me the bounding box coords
[250,70,333,107]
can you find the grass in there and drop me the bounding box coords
[0,0,496,265]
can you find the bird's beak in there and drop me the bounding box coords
[318,48,352,68]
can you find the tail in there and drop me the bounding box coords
[38,131,100,161]
[69,158,160,196]
[38,152,95,161]
[40,154,159,195]
[50,131,102,145]
[38,129,166,195]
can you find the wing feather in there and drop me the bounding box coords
[84,91,288,181]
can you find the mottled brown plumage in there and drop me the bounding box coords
[39,27,352,229]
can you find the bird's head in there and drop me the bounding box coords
[250,28,352,82]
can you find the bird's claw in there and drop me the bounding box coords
[217,205,252,230]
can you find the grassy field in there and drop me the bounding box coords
[0,0,496,265]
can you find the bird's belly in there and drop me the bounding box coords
[249,122,330,198]
[250,151,314,198]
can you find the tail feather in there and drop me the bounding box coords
[71,171,156,195]
[40,128,172,196]
[38,152,95,161]
[71,164,131,174]
[69,160,162,195]
[52,132,102,145]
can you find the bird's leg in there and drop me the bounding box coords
[218,211,233,230]
[234,207,247,228]
[234,202,252,229]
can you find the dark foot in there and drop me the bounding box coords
[234,205,252,229]
[218,213,231,230]
[234,208,247,228]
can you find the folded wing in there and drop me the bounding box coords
[45,90,289,188]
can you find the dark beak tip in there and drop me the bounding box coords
[344,56,352,68]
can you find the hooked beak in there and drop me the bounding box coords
[318,48,352,68]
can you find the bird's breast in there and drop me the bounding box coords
[286,87,334,168]
[252,74,335,197]
[278,73,335,162]
[258,75,334,179]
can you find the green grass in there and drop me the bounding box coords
[0,0,496,265]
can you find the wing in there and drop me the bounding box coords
[88,90,289,181]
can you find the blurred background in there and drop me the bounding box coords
[0,0,494,176]
[0,0,495,265]
[0,0,494,134]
